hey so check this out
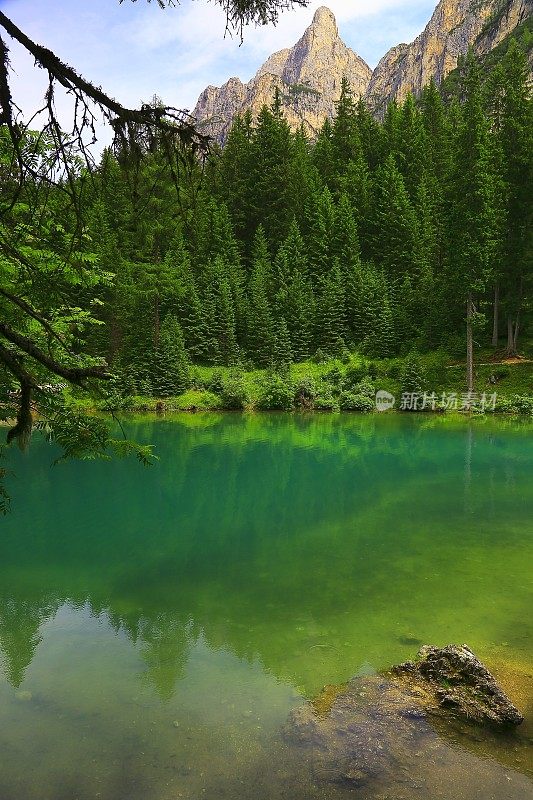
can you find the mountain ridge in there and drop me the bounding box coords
[192,0,532,140]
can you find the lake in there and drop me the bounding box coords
[1,413,532,799]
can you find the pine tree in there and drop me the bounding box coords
[331,193,360,270]
[274,220,313,361]
[396,93,429,201]
[273,317,293,368]
[301,187,335,281]
[216,111,255,245]
[207,257,240,365]
[363,293,395,359]
[312,117,334,186]
[489,40,532,353]
[356,97,384,170]
[372,155,419,277]
[151,315,191,397]
[315,259,346,354]
[246,226,276,365]
[330,78,362,188]
[448,51,502,390]
[339,154,373,259]
[250,101,295,249]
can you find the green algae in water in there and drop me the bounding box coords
[0,414,532,799]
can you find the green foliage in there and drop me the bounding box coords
[220,370,250,410]
[399,353,427,397]
[1,43,531,509]
[339,392,375,412]
[257,373,294,411]
[496,395,533,415]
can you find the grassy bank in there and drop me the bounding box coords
[72,350,533,416]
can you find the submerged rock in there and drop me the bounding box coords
[392,644,524,727]
[281,652,528,798]
[284,675,435,789]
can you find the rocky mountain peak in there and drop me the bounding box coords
[193,7,371,142]
[193,0,532,140]
[311,6,338,35]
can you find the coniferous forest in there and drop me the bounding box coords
[1,37,532,423]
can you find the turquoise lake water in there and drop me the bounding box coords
[0,413,532,799]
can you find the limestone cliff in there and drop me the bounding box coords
[366,0,533,114]
[192,7,372,142]
[193,1,532,139]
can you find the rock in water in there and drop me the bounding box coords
[392,643,524,726]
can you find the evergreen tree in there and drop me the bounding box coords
[372,155,419,277]
[274,220,313,361]
[245,226,276,365]
[312,117,334,186]
[250,102,295,249]
[331,193,360,270]
[396,93,429,201]
[330,78,362,187]
[448,52,502,389]
[488,40,532,353]
[151,316,191,397]
[216,111,255,245]
[315,259,346,354]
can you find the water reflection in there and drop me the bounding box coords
[0,414,532,799]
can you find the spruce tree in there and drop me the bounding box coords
[448,51,502,390]
[489,40,532,353]
[372,155,419,277]
[151,316,191,397]
[246,226,276,365]
[315,258,346,355]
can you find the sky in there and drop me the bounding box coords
[0,0,436,144]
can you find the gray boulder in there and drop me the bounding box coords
[392,643,524,726]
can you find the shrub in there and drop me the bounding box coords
[352,376,375,400]
[173,390,222,411]
[496,395,533,415]
[399,353,427,397]
[339,392,375,412]
[343,362,369,389]
[424,350,449,383]
[205,370,225,394]
[293,378,316,410]
[322,365,344,390]
[257,373,294,410]
[220,371,249,410]
[312,348,328,364]
[383,358,402,379]
[314,386,339,411]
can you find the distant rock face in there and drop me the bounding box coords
[193,1,533,139]
[366,0,533,114]
[192,6,372,142]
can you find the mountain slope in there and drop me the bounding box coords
[193,0,533,138]
[366,0,533,113]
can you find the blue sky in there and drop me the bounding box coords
[1,0,436,134]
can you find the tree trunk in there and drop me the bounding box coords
[466,293,474,393]
[513,315,520,353]
[154,296,160,350]
[491,282,499,347]
[506,315,515,356]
